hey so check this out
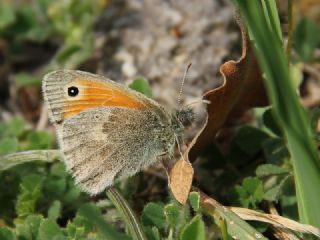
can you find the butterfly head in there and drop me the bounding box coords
[172,107,195,134]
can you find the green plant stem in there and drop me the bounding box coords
[0,150,61,170]
[286,0,293,61]
[106,188,147,240]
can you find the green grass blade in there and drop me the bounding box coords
[233,0,320,229]
[107,188,147,240]
[261,0,283,42]
[79,204,131,240]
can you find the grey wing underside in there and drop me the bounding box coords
[59,106,161,195]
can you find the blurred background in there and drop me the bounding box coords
[0,0,319,239]
[0,0,238,126]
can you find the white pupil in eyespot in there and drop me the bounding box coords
[68,86,79,97]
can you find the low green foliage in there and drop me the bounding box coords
[1,0,320,239]
[0,0,105,89]
[142,203,166,229]
[179,215,205,240]
[129,78,153,98]
[234,177,264,209]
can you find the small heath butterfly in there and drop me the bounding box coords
[42,70,194,195]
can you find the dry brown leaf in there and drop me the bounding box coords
[189,17,268,161]
[168,16,269,203]
[195,188,320,239]
[168,158,194,204]
[271,227,302,240]
[230,207,320,237]
[167,115,208,204]
[268,203,302,240]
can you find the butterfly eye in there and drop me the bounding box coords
[68,86,79,97]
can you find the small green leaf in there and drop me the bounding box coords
[233,126,269,155]
[0,227,16,240]
[63,180,81,203]
[26,214,43,239]
[39,219,65,240]
[180,215,205,240]
[65,222,85,239]
[188,192,200,212]
[16,214,44,239]
[44,177,67,198]
[25,131,54,150]
[48,200,61,221]
[0,138,18,155]
[294,18,320,62]
[164,203,180,226]
[256,164,289,177]
[234,177,264,208]
[242,177,264,200]
[263,184,282,202]
[262,174,291,202]
[144,226,161,240]
[16,174,44,218]
[15,73,41,87]
[142,202,166,229]
[129,78,153,98]
[0,118,25,138]
[72,215,95,235]
[0,2,15,32]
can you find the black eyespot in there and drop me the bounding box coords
[68,86,79,97]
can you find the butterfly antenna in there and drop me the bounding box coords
[177,62,192,110]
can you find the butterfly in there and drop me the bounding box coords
[42,70,194,195]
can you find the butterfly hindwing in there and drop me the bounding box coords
[60,106,166,194]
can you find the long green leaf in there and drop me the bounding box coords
[233,0,320,229]
[261,0,283,42]
[199,191,268,240]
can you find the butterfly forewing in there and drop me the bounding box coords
[43,70,176,194]
[43,70,162,124]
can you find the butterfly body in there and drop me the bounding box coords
[43,70,192,194]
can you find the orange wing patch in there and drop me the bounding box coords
[63,79,145,119]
